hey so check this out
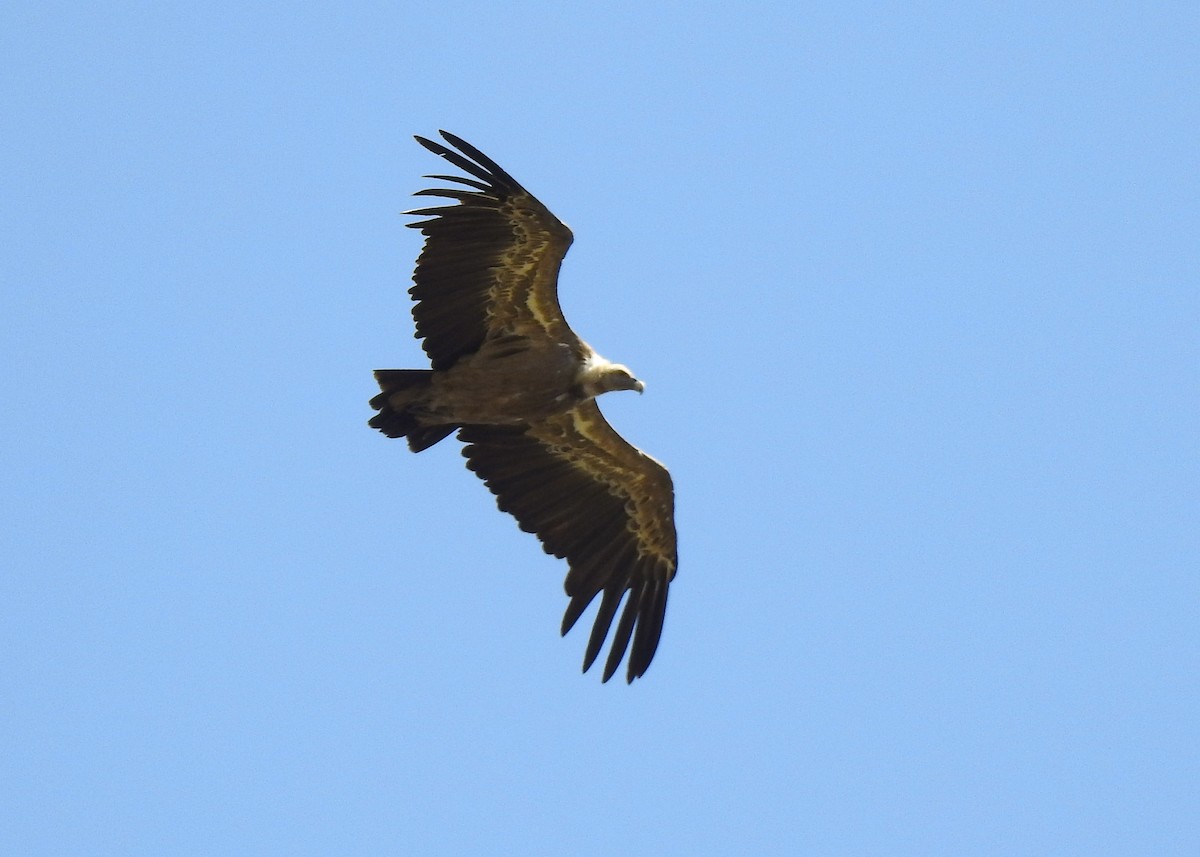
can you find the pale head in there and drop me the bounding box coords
[578,354,645,399]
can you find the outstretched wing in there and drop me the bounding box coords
[406,131,578,371]
[459,403,677,683]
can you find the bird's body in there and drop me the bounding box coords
[379,337,638,428]
[432,339,578,424]
[370,132,676,683]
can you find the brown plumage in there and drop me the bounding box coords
[369,131,677,683]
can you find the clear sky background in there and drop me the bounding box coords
[2,3,1197,855]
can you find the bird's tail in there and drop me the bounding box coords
[368,369,455,452]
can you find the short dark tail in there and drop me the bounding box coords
[368,369,455,452]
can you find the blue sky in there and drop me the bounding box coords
[2,2,1197,855]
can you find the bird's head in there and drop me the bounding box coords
[606,365,645,394]
[579,358,645,398]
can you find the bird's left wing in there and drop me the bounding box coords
[406,131,577,371]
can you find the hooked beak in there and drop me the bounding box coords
[633,379,645,394]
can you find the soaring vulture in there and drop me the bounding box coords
[369,131,677,683]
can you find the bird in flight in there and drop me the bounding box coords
[369,131,677,682]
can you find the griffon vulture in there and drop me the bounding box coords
[370,131,677,683]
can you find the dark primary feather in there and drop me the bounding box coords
[459,403,677,683]
[423,173,492,192]
[416,131,524,189]
[405,131,575,371]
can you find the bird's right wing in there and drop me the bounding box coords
[459,402,677,683]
